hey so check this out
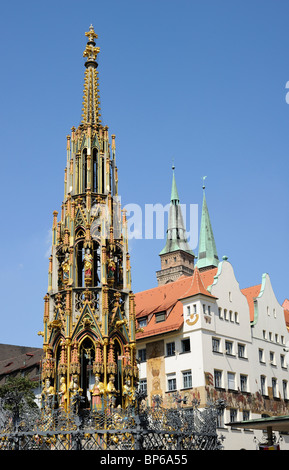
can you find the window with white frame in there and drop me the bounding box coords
[139,378,147,394]
[269,351,275,365]
[238,343,246,358]
[225,340,233,355]
[214,370,222,388]
[259,348,265,363]
[230,408,237,423]
[260,375,266,395]
[240,374,248,392]
[272,378,278,397]
[167,373,176,391]
[283,380,288,400]
[138,348,146,362]
[212,338,220,353]
[166,342,175,357]
[269,332,272,341]
[227,372,235,390]
[216,407,224,428]
[181,338,190,353]
[182,370,192,389]
[243,410,250,421]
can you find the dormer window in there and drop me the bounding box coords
[155,311,166,323]
[138,318,147,328]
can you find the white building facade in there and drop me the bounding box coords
[136,260,289,450]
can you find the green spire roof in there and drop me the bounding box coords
[170,168,179,202]
[196,179,219,269]
[159,166,194,256]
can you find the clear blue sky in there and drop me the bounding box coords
[0,0,288,347]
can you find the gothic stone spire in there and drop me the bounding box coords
[41,27,137,412]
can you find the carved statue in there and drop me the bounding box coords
[69,374,83,412]
[62,253,70,283]
[107,258,116,278]
[123,377,135,408]
[41,378,56,410]
[58,376,67,408]
[90,374,105,410]
[69,374,82,395]
[106,374,117,407]
[84,248,93,278]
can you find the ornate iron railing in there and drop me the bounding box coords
[0,394,225,451]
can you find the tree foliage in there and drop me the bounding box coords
[0,376,37,411]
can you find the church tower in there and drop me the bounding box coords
[156,166,195,285]
[40,26,137,411]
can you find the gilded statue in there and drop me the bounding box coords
[62,253,70,283]
[58,376,68,408]
[84,248,93,278]
[90,374,105,410]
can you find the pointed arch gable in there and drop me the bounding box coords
[92,132,100,149]
[48,318,64,347]
[72,303,102,341]
[80,136,87,150]
[75,329,100,347]
[75,207,86,228]
[109,329,128,349]
[51,333,65,353]
[109,306,130,342]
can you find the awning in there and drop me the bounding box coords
[226,414,289,433]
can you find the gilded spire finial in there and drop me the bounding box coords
[83,24,100,66]
[85,24,98,42]
[81,25,101,125]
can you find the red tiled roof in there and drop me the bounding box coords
[181,267,218,300]
[241,289,289,327]
[0,344,43,381]
[135,268,218,339]
[241,284,261,322]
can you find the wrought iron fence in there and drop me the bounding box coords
[0,393,225,451]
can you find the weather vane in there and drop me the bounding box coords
[202,175,207,189]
